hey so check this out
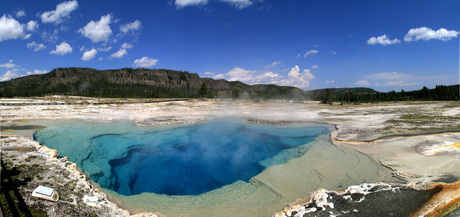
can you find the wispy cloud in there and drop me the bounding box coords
[97,46,112,52]
[265,61,281,68]
[41,29,59,42]
[304,49,318,57]
[220,0,253,9]
[27,41,46,51]
[367,34,400,46]
[0,60,18,69]
[15,10,26,18]
[120,20,142,33]
[366,72,412,81]
[355,72,416,88]
[175,0,253,9]
[356,71,458,90]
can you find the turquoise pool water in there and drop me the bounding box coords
[33,119,330,196]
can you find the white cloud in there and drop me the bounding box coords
[41,0,79,24]
[204,72,215,75]
[330,50,337,55]
[27,41,46,51]
[213,65,315,89]
[82,48,97,61]
[0,71,19,81]
[0,60,18,69]
[353,80,370,86]
[50,41,72,55]
[16,10,26,18]
[27,69,48,75]
[304,49,318,57]
[79,14,112,43]
[220,0,253,9]
[311,65,319,69]
[110,49,127,58]
[226,67,258,83]
[222,67,282,84]
[133,56,158,68]
[120,20,141,33]
[284,65,315,88]
[0,15,26,41]
[80,46,85,51]
[26,20,39,31]
[121,42,133,49]
[367,34,400,46]
[265,61,281,68]
[326,80,335,84]
[404,27,459,42]
[175,0,208,8]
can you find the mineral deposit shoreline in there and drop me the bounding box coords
[1,98,459,216]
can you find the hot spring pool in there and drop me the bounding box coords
[34,119,329,196]
[33,119,399,216]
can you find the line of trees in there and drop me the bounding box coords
[320,85,459,104]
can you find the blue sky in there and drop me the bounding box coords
[1,0,459,91]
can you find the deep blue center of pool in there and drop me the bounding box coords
[34,119,330,196]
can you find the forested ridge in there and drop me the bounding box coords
[0,67,302,100]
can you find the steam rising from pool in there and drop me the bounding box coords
[34,119,330,196]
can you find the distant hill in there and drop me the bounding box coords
[0,67,457,101]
